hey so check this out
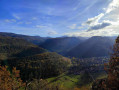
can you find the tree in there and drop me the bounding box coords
[107,36,119,89]
[92,36,119,90]
[0,66,25,90]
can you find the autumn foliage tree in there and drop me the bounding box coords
[92,36,119,90]
[106,36,119,89]
[0,66,25,90]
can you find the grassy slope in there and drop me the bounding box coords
[46,72,107,90]
[46,74,80,90]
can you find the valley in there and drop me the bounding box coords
[0,32,114,90]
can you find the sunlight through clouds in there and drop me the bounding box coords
[65,0,119,37]
[0,0,118,37]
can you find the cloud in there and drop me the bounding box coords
[68,0,98,21]
[4,19,11,23]
[84,13,104,26]
[4,19,16,23]
[105,0,119,14]
[12,14,21,20]
[67,24,77,29]
[48,30,58,35]
[88,21,111,31]
[32,17,38,20]
[1,0,119,37]
[66,0,119,36]
[36,25,47,28]
[82,0,119,32]
[64,28,119,37]
[64,20,119,37]
[77,26,83,29]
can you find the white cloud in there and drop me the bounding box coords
[64,20,119,37]
[77,26,83,29]
[4,19,16,23]
[36,25,47,28]
[12,14,21,20]
[48,30,58,35]
[4,19,10,23]
[67,24,77,29]
[106,0,119,14]
[83,0,119,28]
[68,0,98,21]
[73,0,119,36]
[11,19,16,22]
[67,24,83,30]
[87,20,112,31]
[85,13,104,26]
[32,17,38,20]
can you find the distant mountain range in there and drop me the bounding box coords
[39,37,86,54]
[39,36,116,58]
[0,32,47,45]
[66,36,115,58]
[0,35,47,60]
[0,32,117,58]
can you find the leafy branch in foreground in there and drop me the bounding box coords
[0,65,25,90]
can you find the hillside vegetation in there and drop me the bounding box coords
[39,37,86,55]
[0,36,46,60]
[3,52,71,81]
[0,32,47,45]
[0,35,71,83]
[0,32,117,90]
[67,36,115,58]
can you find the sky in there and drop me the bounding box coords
[0,0,119,37]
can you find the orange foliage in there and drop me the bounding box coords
[74,87,80,90]
[0,66,25,90]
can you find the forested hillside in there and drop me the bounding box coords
[1,52,71,81]
[39,37,86,55]
[0,36,47,60]
[66,36,115,58]
[0,35,71,83]
[0,32,117,90]
[0,32,116,58]
[0,32,47,45]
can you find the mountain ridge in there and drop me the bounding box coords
[66,36,115,58]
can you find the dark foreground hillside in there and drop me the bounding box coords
[1,52,71,81]
[0,35,71,83]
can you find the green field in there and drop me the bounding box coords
[45,72,107,90]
